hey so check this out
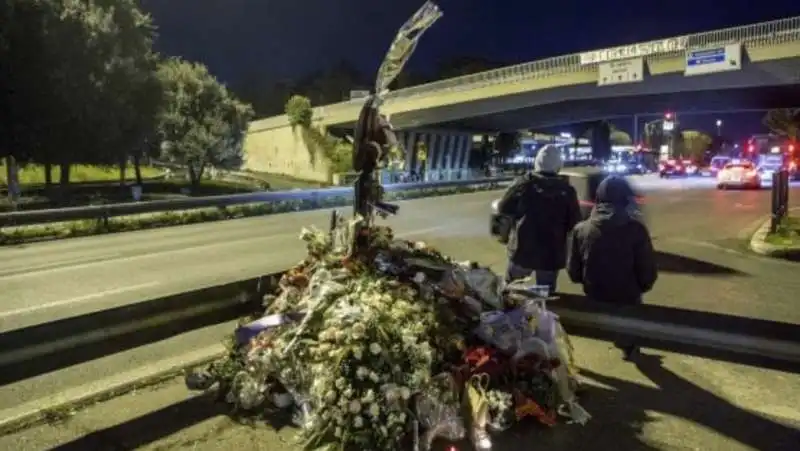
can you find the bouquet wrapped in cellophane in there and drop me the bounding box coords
[186,210,589,451]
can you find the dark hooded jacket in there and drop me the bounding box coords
[567,176,657,304]
[497,172,581,271]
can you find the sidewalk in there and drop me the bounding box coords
[2,334,798,450]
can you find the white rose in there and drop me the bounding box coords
[335,378,347,390]
[352,347,363,360]
[353,415,364,428]
[349,400,361,414]
[324,390,337,403]
[334,426,343,437]
[369,343,382,355]
[399,387,411,400]
[369,371,380,383]
[369,403,381,418]
[343,388,354,399]
[362,389,375,403]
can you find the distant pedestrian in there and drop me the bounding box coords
[496,145,581,293]
[567,175,657,359]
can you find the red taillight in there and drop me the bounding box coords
[748,145,755,152]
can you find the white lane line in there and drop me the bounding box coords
[0,253,122,277]
[401,225,450,237]
[0,282,161,320]
[0,232,298,282]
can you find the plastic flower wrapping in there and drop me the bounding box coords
[187,212,590,451]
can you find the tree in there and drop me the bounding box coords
[763,109,800,140]
[156,58,253,190]
[680,130,713,159]
[285,95,313,128]
[1,0,161,198]
[610,130,632,146]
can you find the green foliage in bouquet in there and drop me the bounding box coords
[209,216,466,451]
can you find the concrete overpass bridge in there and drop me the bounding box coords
[244,16,800,182]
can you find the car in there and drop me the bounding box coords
[716,161,761,189]
[489,170,645,243]
[604,160,647,176]
[658,159,688,178]
[699,156,732,177]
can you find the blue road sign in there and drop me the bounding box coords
[687,48,726,67]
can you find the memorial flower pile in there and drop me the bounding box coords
[187,212,590,451]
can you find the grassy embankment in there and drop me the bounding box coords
[1,165,494,245]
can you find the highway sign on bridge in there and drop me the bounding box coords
[598,58,644,86]
[685,44,742,76]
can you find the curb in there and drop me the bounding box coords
[0,345,226,436]
[749,215,800,258]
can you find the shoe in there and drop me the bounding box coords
[621,345,640,361]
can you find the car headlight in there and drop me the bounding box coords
[616,164,627,172]
[491,199,500,212]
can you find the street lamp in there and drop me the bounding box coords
[715,119,722,136]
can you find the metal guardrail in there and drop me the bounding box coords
[0,177,514,228]
[250,16,800,131]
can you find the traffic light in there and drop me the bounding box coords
[665,112,673,120]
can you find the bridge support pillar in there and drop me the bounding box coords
[590,121,612,161]
[395,129,473,179]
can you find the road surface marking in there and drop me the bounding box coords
[0,253,123,278]
[401,225,450,237]
[0,232,298,281]
[0,282,161,319]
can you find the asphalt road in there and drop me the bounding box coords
[2,176,799,329]
[0,175,799,448]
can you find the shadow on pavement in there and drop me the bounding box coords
[654,251,746,276]
[0,278,269,386]
[50,392,228,450]
[583,353,800,451]
[47,357,798,451]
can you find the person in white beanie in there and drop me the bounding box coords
[495,144,581,293]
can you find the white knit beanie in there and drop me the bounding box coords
[534,144,563,173]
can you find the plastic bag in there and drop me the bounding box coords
[463,267,503,309]
[473,311,523,353]
[414,392,466,450]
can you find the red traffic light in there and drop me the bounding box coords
[665,112,673,120]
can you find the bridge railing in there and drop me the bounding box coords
[249,16,800,132]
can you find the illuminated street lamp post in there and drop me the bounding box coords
[716,119,723,137]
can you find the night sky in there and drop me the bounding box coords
[141,0,800,140]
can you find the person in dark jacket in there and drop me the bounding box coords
[496,145,581,293]
[567,175,658,358]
